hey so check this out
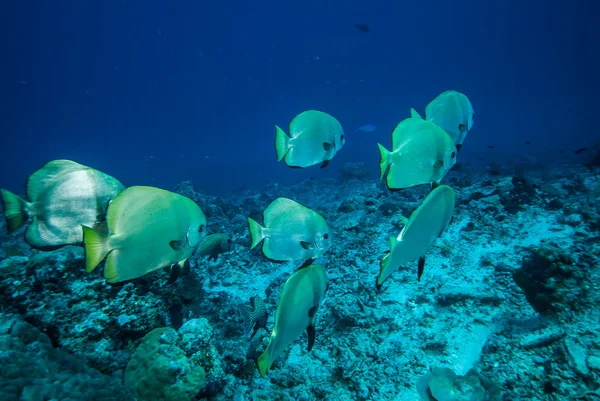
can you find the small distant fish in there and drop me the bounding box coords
[574,147,587,154]
[239,296,268,339]
[488,145,495,149]
[354,124,376,133]
[355,23,370,33]
[16,80,27,85]
[525,141,531,145]
[197,233,232,261]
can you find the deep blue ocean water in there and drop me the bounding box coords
[1,0,596,194]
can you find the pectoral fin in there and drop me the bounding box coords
[320,160,331,169]
[306,324,316,352]
[300,241,314,250]
[169,240,186,250]
[323,142,333,151]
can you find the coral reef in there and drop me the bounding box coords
[124,326,206,401]
[0,313,133,400]
[1,162,599,400]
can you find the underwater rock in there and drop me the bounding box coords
[564,337,590,376]
[339,162,369,180]
[173,180,230,220]
[378,200,401,216]
[124,327,206,401]
[584,144,600,169]
[416,367,501,401]
[178,318,226,394]
[519,328,566,350]
[0,248,174,372]
[0,313,133,401]
[512,245,585,314]
[499,175,538,214]
[337,199,356,213]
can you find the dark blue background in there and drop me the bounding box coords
[1,0,596,195]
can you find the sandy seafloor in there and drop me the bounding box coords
[1,158,599,401]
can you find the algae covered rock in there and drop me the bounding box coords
[512,245,584,314]
[124,327,206,401]
[416,367,500,401]
[0,313,133,401]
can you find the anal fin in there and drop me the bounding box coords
[417,256,425,282]
[167,263,182,284]
[306,325,316,352]
[300,241,314,250]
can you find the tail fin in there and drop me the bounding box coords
[0,189,29,232]
[274,125,291,162]
[247,218,266,249]
[376,253,390,289]
[257,350,270,377]
[82,225,111,273]
[377,144,392,181]
[376,236,398,289]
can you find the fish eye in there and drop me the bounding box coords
[323,233,329,240]
[198,224,204,233]
[340,134,345,141]
[472,113,475,121]
[451,151,456,158]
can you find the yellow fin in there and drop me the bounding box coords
[82,225,110,273]
[377,143,391,181]
[275,125,291,162]
[248,218,265,250]
[257,350,270,377]
[1,189,28,232]
[376,236,398,289]
[103,251,121,283]
[377,253,390,289]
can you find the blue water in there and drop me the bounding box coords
[2,0,596,195]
